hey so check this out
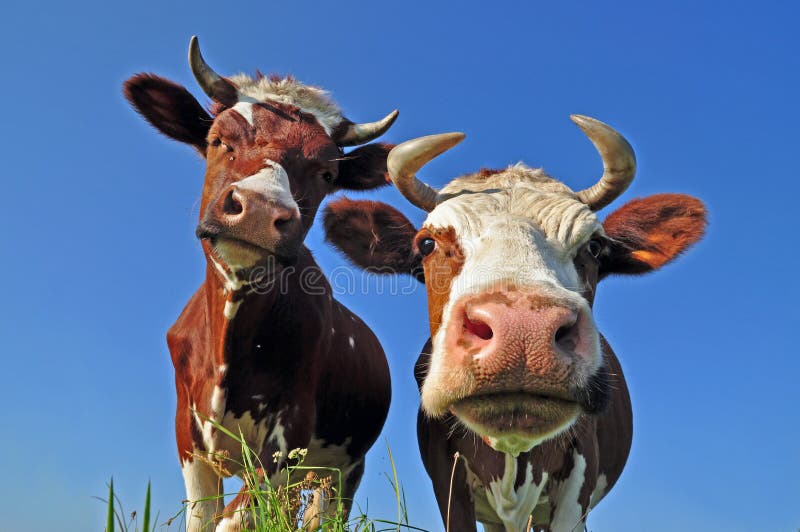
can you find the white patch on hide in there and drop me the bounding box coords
[589,473,608,509]
[482,453,548,532]
[224,300,241,320]
[550,450,588,530]
[216,513,241,532]
[203,386,227,453]
[304,437,357,479]
[210,256,243,293]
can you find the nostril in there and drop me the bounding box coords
[272,210,295,232]
[464,315,493,340]
[222,190,243,216]
[554,319,579,352]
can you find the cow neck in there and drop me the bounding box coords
[202,246,329,372]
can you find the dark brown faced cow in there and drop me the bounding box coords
[124,37,395,531]
[324,117,706,531]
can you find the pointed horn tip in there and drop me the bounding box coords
[569,114,608,132]
[389,132,466,160]
[570,114,636,159]
[188,35,200,59]
[377,109,399,129]
[417,131,466,146]
[188,35,203,67]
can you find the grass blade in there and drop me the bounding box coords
[106,478,115,532]
[386,441,402,529]
[142,481,151,532]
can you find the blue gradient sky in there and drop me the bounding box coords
[1,1,798,530]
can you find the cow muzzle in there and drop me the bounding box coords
[197,182,302,267]
[429,289,608,454]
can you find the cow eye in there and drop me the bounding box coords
[587,238,604,258]
[418,237,436,257]
[321,171,335,183]
[210,138,232,152]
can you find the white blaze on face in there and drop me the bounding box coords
[232,101,256,126]
[237,159,300,217]
[419,165,604,418]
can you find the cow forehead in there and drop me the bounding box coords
[425,164,602,252]
[230,103,335,148]
[210,102,340,171]
[228,73,344,135]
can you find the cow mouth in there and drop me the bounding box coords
[450,392,580,440]
[196,222,299,266]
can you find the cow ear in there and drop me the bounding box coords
[335,143,393,190]
[123,73,212,156]
[324,197,423,281]
[600,193,707,277]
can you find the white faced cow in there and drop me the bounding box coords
[324,116,706,531]
[124,38,397,531]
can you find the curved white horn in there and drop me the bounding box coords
[333,110,399,147]
[387,132,465,212]
[571,115,636,211]
[188,36,237,105]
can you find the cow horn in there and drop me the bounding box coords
[188,36,238,106]
[571,115,636,211]
[388,132,465,212]
[333,110,400,147]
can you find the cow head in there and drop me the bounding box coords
[124,37,396,286]
[324,116,706,455]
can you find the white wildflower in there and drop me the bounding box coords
[288,448,308,460]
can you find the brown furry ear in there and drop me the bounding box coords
[323,197,423,281]
[335,144,393,190]
[123,73,212,156]
[601,193,707,276]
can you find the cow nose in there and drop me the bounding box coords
[447,294,594,379]
[220,186,298,234]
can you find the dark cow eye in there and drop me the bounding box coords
[321,171,335,183]
[587,238,604,258]
[418,237,436,257]
[210,138,232,152]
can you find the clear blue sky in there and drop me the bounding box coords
[1,1,798,530]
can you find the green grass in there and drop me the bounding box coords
[99,477,156,532]
[102,422,431,531]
